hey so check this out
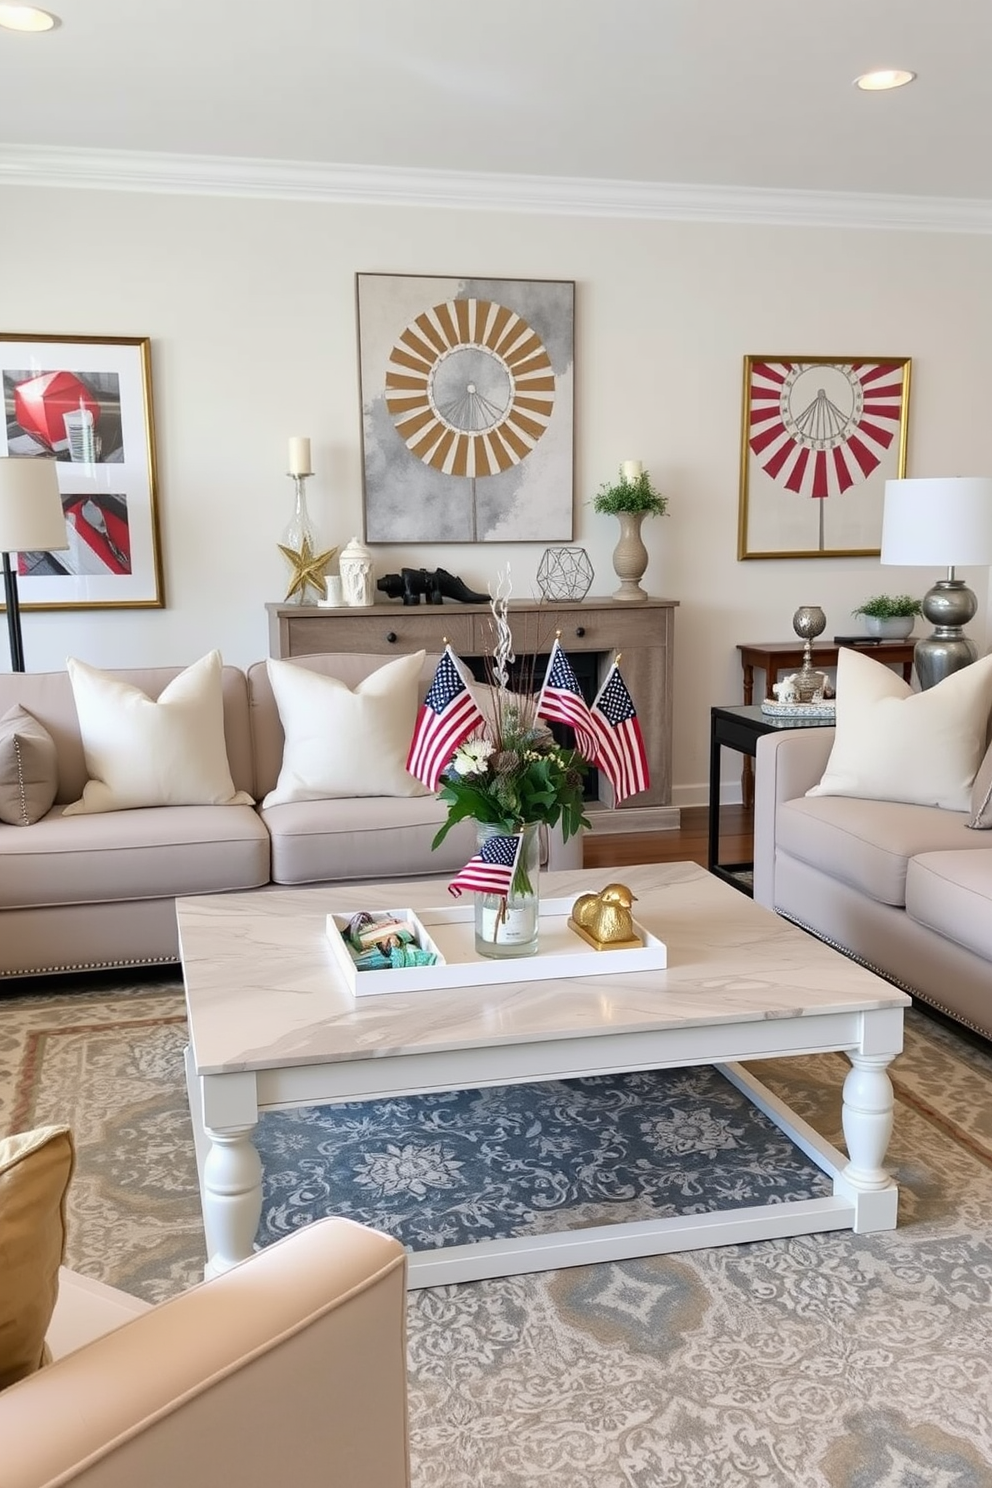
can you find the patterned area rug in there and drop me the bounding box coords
[256,1069,831,1252]
[3,971,992,1487]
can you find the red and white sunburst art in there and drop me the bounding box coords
[748,360,904,501]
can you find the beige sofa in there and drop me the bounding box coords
[0,1217,410,1488]
[0,653,579,978]
[754,726,992,1041]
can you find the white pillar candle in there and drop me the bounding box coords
[621,460,643,481]
[288,437,312,476]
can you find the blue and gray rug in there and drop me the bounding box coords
[254,1067,830,1251]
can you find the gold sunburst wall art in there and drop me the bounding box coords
[738,355,912,560]
[357,274,575,544]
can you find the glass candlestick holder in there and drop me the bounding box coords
[792,605,827,702]
[281,472,319,604]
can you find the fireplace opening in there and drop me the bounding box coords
[462,651,600,801]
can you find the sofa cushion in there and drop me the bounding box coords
[776,794,990,907]
[0,1126,74,1392]
[0,705,58,827]
[262,795,477,886]
[906,851,992,961]
[0,804,270,909]
[63,652,254,815]
[807,647,992,811]
[262,652,428,807]
[969,741,992,829]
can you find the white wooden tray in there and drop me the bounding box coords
[326,897,668,997]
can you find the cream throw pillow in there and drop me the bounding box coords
[0,1125,75,1392]
[807,648,992,811]
[63,651,254,815]
[0,704,58,826]
[263,651,429,806]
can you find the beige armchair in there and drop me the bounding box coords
[1,1218,410,1488]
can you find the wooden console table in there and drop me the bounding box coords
[267,596,679,834]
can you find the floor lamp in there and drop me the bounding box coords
[881,476,992,690]
[0,457,69,673]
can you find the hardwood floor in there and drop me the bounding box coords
[583,804,753,872]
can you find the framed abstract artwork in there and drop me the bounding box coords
[1,333,163,608]
[356,273,575,544]
[738,355,912,560]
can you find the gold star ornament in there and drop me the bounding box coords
[278,538,337,603]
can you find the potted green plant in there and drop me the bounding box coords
[852,593,922,639]
[593,463,669,603]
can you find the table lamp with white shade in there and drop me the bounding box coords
[0,457,69,672]
[880,476,992,690]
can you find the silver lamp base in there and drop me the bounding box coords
[914,577,978,690]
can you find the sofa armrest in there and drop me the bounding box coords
[47,1268,152,1360]
[753,727,835,909]
[1,1218,409,1488]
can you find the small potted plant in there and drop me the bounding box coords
[852,593,922,639]
[593,462,668,603]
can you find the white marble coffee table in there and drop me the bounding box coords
[178,862,910,1287]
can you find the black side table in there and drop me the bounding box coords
[708,704,835,896]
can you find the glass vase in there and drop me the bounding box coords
[473,821,540,959]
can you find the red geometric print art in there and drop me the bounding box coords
[738,356,911,560]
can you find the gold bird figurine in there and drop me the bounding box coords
[568,883,642,950]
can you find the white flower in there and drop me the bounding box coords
[452,738,494,776]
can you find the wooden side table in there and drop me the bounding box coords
[738,640,915,705]
[735,640,916,809]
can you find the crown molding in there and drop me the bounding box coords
[2,144,992,234]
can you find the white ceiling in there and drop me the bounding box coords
[1,0,990,202]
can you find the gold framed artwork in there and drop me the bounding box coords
[356,273,575,544]
[1,333,163,609]
[738,355,912,560]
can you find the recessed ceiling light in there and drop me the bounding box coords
[854,69,916,92]
[0,5,59,30]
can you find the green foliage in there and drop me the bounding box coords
[593,466,668,517]
[852,593,922,619]
[430,699,591,851]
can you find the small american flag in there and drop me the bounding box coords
[406,646,485,791]
[590,662,649,805]
[536,639,597,760]
[448,831,523,898]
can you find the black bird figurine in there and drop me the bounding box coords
[377,567,489,606]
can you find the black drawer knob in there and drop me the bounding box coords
[575,626,586,637]
[386,631,397,643]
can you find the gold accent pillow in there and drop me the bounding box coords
[0,1125,75,1391]
[0,704,59,827]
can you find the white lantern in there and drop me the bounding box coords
[339,536,375,607]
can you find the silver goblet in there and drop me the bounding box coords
[791,606,827,702]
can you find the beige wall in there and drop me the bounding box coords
[2,183,990,804]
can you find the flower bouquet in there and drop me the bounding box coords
[434,687,590,955]
[405,571,649,958]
